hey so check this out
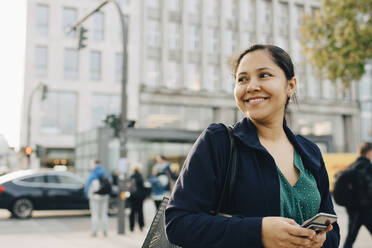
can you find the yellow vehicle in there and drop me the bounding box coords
[322,153,358,191]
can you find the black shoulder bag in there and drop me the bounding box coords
[141,125,238,248]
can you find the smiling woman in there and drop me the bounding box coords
[165,44,340,248]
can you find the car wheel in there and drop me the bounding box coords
[12,198,33,219]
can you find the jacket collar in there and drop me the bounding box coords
[233,117,321,172]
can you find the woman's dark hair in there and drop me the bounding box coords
[359,142,372,157]
[232,44,297,109]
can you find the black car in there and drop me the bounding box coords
[0,169,118,219]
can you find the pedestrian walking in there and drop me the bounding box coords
[153,155,177,192]
[343,142,372,248]
[148,167,166,209]
[128,165,146,232]
[85,160,111,237]
[165,44,340,247]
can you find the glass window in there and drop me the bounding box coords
[322,80,336,100]
[90,51,101,81]
[62,7,77,37]
[46,175,59,184]
[208,28,220,53]
[167,60,182,89]
[91,94,120,128]
[168,22,181,50]
[259,0,273,43]
[146,0,160,9]
[359,66,372,101]
[188,25,200,52]
[36,4,49,36]
[226,30,238,54]
[20,176,45,183]
[146,59,160,87]
[208,0,219,17]
[307,67,321,99]
[92,11,104,41]
[294,4,304,40]
[147,20,161,48]
[168,0,181,12]
[57,175,82,185]
[115,53,122,83]
[242,0,256,32]
[188,0,201,15]
[35,46,47,77]
[206,65,219,91]
[116,0,130,5]
[361,103,372,141]
[40,91,77,134]
[64,48,78,80]
[187,63,200,91]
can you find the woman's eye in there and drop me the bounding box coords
[260,73,271,78]
[237,77,248,84]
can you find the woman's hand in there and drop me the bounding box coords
[262,217,316,248]
[307,224,333,248]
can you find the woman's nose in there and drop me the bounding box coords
[246,79,260,93]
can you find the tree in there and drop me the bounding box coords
[300,0,372,88]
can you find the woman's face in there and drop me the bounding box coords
[234,50,296,124]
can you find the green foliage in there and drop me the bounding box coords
[301,0,372,88]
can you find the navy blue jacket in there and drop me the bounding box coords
[165,118,340,247]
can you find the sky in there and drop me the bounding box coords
[0,1,27,150]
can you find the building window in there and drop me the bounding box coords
[208,28,220,54]
[62,7,77,37]
[115,53,122,83]
[92,11,104,41]
[226,30,238,54]
[187,63,200,91]
[146,0,160,9]
[36,4,49,36]
[35,46,47,77]
[277,2,289,50]
[166,60,182,89]
[90,51,101,81]
[294,4,304,40]
[91,94,120,128]
[64,48,78,80]
[361,103,372,141]
[168,0,181,12]
[208,0,220,17]
[146,59,160,87]
[147,20,161,48]
[188,0,201,15]
[188,25,200,52]
[40,91,77,134]
[206,65,220,91]
[116,0,130,5]
[168,22,181,50]
[259,0,273,43]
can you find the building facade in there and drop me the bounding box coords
[21,0,367,171]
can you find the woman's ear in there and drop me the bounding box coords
[287,77,297,97]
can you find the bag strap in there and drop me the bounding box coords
[215,124,238,214]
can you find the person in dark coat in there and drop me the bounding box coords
[165,44,340,248]
[343,142,372,248]
[128,165,146,231]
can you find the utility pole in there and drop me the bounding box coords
[27,82,48,168]
[67,0,129,234]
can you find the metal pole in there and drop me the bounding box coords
[26,83,45,168]
[111,0,129,235]
[67,0,129,234]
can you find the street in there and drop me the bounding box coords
[0,199,370,247]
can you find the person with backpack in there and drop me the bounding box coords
[85,160,112,237]
[128,164,146,232]
[342,142,372,248]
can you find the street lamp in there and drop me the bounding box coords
[67,0,129,234]
[27,82,48,168]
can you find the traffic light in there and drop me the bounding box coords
[25,146,32,158]
[78,27,88,50]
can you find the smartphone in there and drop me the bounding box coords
[301,212,337,233]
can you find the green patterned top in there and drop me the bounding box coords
[277,149,321,225]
